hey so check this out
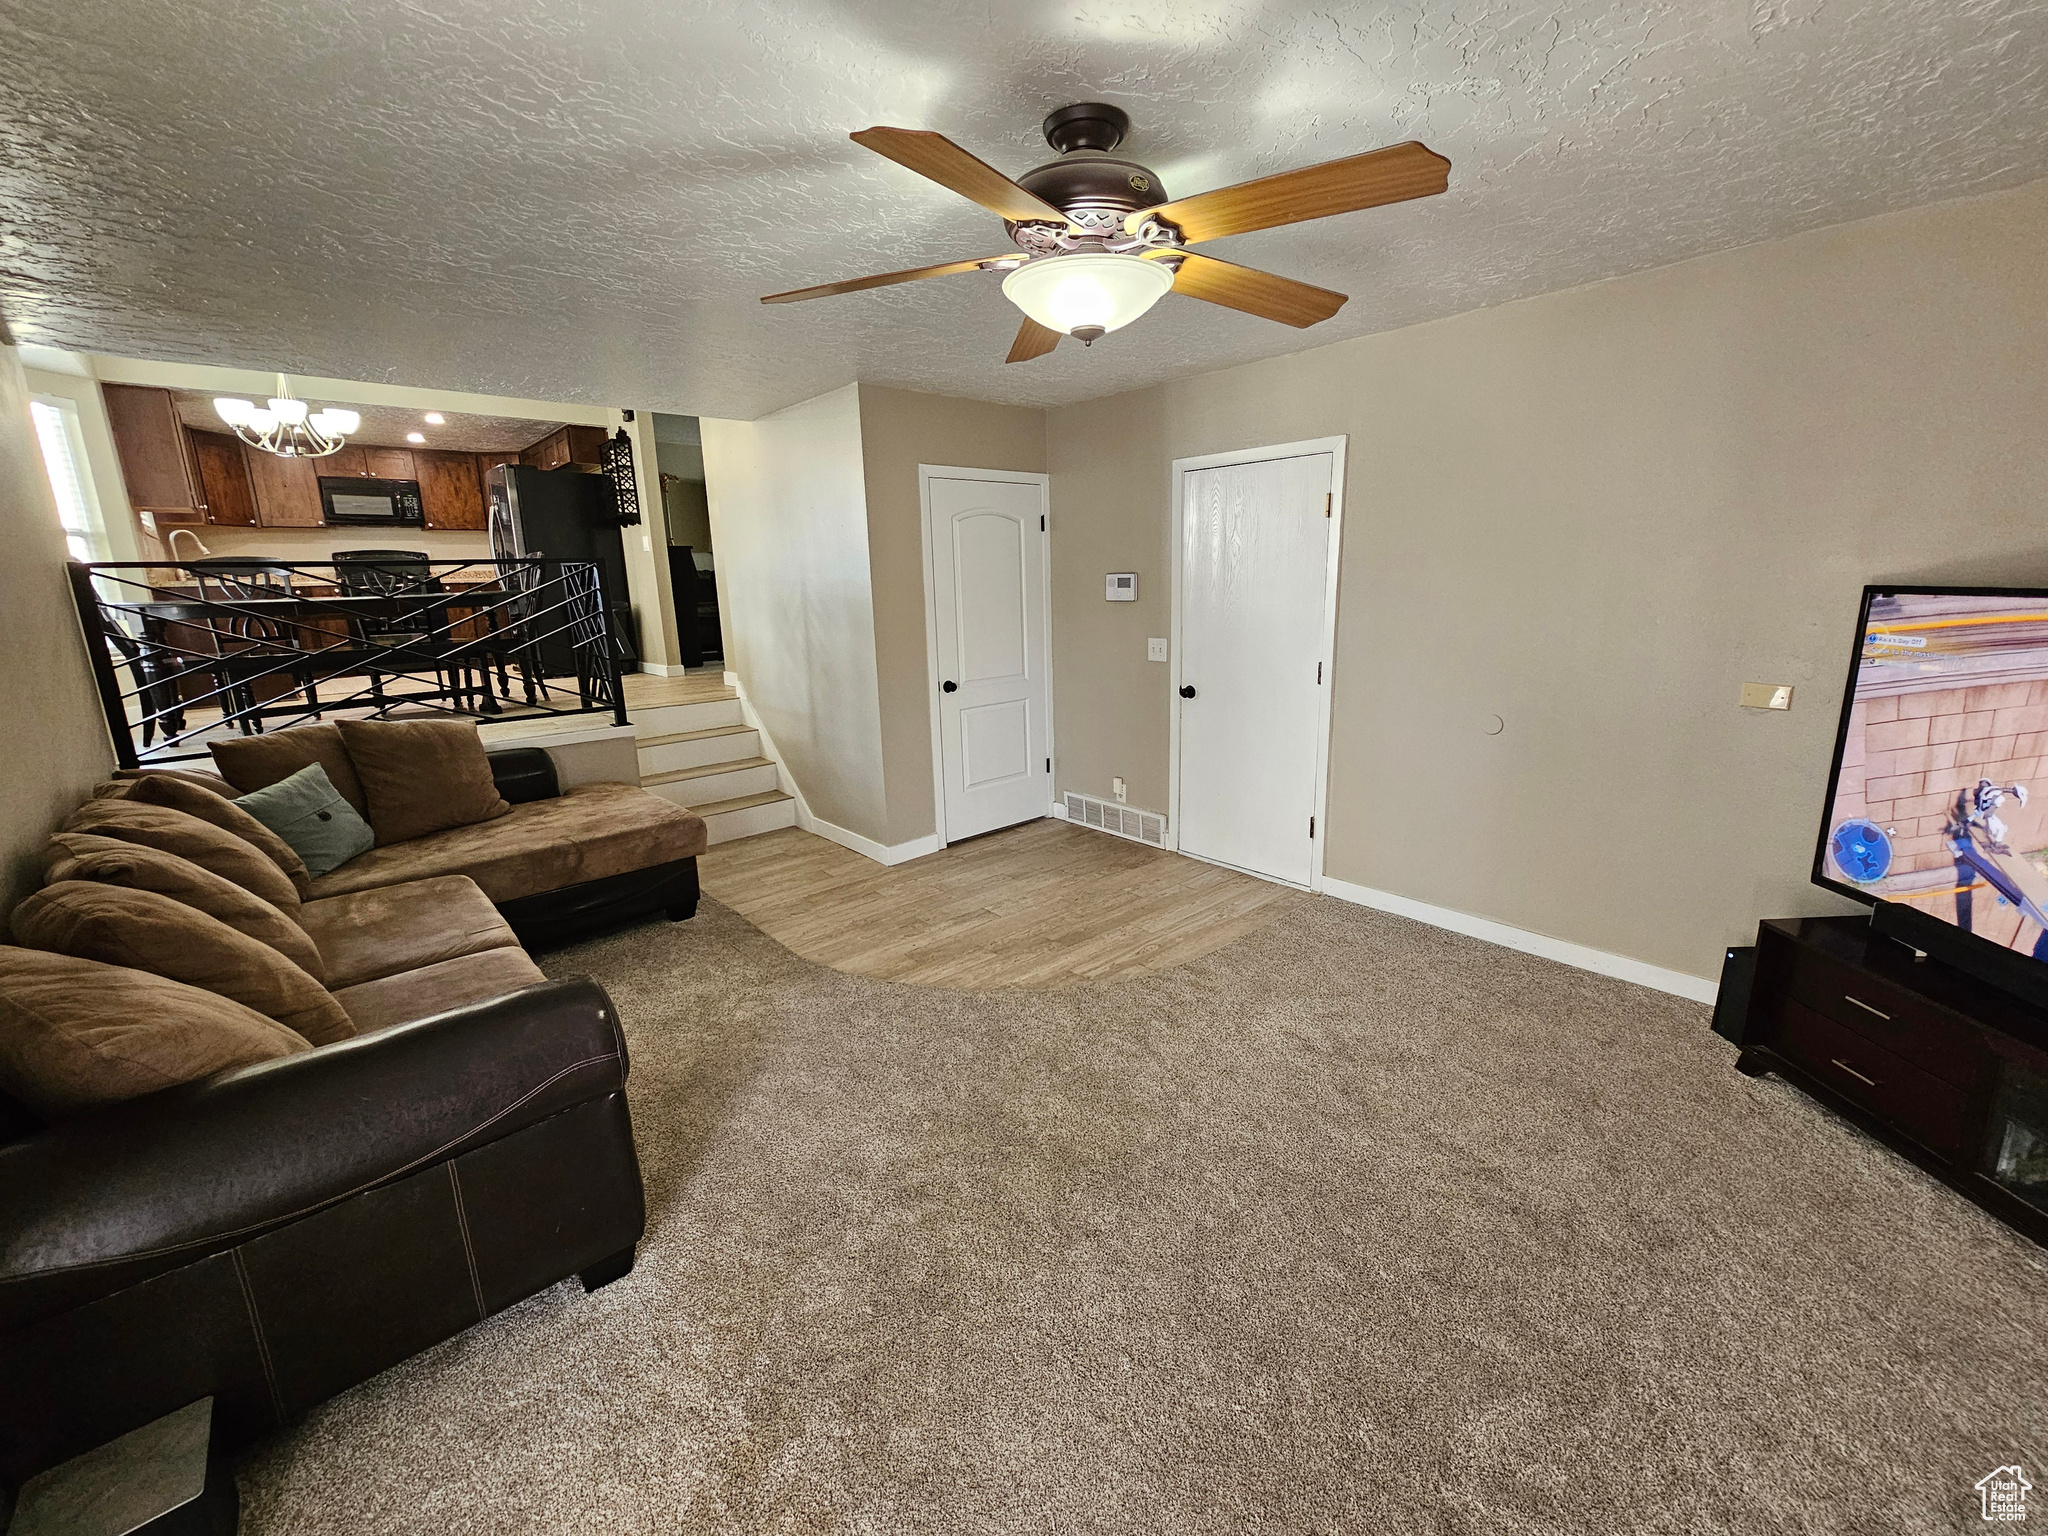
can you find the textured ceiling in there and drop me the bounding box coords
[3,1,2045,420]
[170,390,560,453]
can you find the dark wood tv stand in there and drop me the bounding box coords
[1730,916,2048,1247]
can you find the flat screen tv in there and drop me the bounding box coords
[1815,587,2048,975]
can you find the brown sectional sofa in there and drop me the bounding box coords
[0,737,709,1499]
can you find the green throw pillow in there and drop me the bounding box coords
[233,764,374,878]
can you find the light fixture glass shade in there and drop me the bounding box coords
[268,396,309,426]
[1001,252,1174,339]
[214,397,256,426]
[245,408,278,434]
[325,408,361,435]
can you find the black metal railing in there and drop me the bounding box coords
[69,558,628,769]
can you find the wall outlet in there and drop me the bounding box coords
[1740,682,1794,711]
[1147,637,1167,662]
[1112,776,1127,802]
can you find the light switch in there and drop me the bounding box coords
[1147,638,1167,662]
[640,533,652,552]
[1112,776,1127,803]
[1740,682,1794,711]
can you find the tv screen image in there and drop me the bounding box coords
[1815,588,2048,961]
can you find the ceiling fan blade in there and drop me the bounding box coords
[1161,251,1347,328]
[1130,141,1449,244]
[851,127,1068,224]
[761,255,1014,305]
[1006,317,1062,364]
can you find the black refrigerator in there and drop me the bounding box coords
[485,465,635,677]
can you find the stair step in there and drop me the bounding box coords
[637,724,755,749]
[637,723,763,776]
[630,698,743,736]
[644,755,774,784]
[690,789,797,845]
[644,757,778,805]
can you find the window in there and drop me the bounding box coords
[30,396,108,562]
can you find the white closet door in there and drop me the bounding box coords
[929,474,1051,840]
[1176,452,1333,886]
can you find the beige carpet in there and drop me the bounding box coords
[239,896,2048,1534]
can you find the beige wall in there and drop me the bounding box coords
[702,385,890,840]
[0,346,115,908]
[856,384,1047,845]
[616,411,680,669]
[1048,178,2048,982]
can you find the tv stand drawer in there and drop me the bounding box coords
[1770,998,1971,1158]
[1784,949,1982,1089]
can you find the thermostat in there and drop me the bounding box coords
[1106,573,1137,601]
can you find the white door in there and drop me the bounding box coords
[928,473,1051,841]
[1176,451,1334,886]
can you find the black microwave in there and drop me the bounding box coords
[319,477,424,526]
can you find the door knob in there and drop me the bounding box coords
[942,680,958,693]
[1179,684,1196,699]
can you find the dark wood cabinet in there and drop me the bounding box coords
[520,425,609,471]
[319,445,414,480]
[1728,916,2048,1246]
[103,383,202,522]
[187,430,258,527]
[520,430,565,470]
[363,447,416,480]
[414,450,485,531]
[243,449,324,528]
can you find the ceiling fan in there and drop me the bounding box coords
[762,103,1450,364]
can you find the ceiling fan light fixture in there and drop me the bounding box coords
[1001,252,1172,342]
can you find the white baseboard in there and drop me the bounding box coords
[799,810,941,867]
[722,671,939,868]
[635,662,690,677]
[1317,877,1719,1005]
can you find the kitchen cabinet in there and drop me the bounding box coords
[519,425,609,471]
[103,383,202,523]
[187,430,258,527]
[321,445,416,480]
[414,450,486,531]
[244,449,324,528]
[363,447,415,480]
[520,430,566,470]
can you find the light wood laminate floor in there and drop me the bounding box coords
[697,818,1309,989]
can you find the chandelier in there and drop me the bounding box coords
[213,375,360,458]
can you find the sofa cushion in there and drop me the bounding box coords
[233,763,375,877]
[113,766,239,797]
[44,833,324,981]
[61,799,302,914]
[11,883,353,1046]
[98,773,313,893]
[335,718,510,846]
[299,876,521,990]
[209,723,368,817]
[303,782,709,903]
[0,947,308,1119]
[331,947,546,1036]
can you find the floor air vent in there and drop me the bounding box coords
[1063,792,1167,847]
